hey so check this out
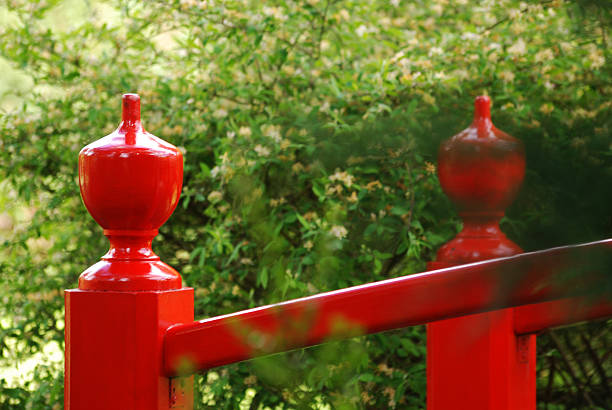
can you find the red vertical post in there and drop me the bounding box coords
[65,94,194,409]
[427,96,536,409]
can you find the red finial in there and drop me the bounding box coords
[471,95,493,137]
[434,96,525,264]
[119,93,142,144]
[473,95,491,121]
[78,94,184,290]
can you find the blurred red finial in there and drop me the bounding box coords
[472,95,493,136]
[434,96,525,264]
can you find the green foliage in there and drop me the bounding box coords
[0,0,610,408]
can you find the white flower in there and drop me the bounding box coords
[499,70,515,83]
[588,49,605,69]
[238,126,252,138]
[254,144,270,157]
[560,42,573,53]
[453,69,469,80]
[434,71,446,80]
[508,39,527,56]
[240,258,254,265]
[226,131,235,139]
[390,50,405,63]
[262,124,282,143]
[329,170,354,187]
[263,6,287,21]
[398,58,410,68]
[511,22,526,35]
[429,47,443,56]
[461,32,480,41]
[535,49,554,63]
[213,108,228,119]
[207,191,223,203]
[355,25,368,37]
[175,250,190,260]
[330,225,348,240]
[508,8,521,19]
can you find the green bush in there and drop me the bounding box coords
[1,0,610,408]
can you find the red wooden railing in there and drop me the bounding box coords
[64,94,611,409]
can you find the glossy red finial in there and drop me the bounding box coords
[119,93,142,144]
[78,94,184,290]
[434,96,526,264]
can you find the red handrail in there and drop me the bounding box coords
[515,297,612,335]
[163,239,611,377]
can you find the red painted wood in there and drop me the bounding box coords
[78,93,183,291]
[66,94,192,410]
[428,95,533,410]
[427,309,536,409]
[435,96,525,265]
[65,288,194,409]
[514,297,612,335]
[67,94,611,410]
[163,239,611,377]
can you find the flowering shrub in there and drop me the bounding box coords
[0,0,610,408]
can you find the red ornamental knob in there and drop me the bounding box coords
[435,96,525,264]
[78,94,184,291]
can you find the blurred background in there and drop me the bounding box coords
[0,0,610,408]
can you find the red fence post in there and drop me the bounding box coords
[65,94,194,409]
[427,96,536,409]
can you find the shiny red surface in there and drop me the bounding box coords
[65,288,194,409]
[428,308,536,409]
[78,94,183,291]
[66,94,193,410]
[162,239,611,377]
[428,96,533,409]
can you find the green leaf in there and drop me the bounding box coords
[258,267,268,289]
[296,213,311,229]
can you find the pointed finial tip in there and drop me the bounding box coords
[121,93,141,122]
[474,95,491,120]
[123,93,140,102]
[474,95,490,106]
